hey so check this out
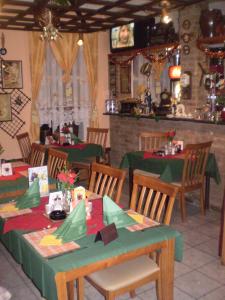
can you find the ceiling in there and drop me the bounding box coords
[0,0,204,33]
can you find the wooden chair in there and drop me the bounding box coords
[173,141,212,221]
[72,127,110,181]
[86,174,179,300]
[135,131,167,178]
[16,132,32,163]
[88,162,126,204]
[47,148,68,179]
[29,143,46,167]
[139,131,167,152]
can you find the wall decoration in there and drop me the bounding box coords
[0,112,25,138]
[120,65,131,94]
[10,89,31,113]
[1,60,23,89]
[182,19,191,30]
[182,45,190,55]
[0,93,11,121]
[180,71,192,99]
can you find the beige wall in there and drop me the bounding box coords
[0,30,110,159]
[0,30,31,160]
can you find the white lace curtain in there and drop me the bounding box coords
[37,45,90,140]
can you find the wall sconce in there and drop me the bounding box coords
[77,33,83,46]
[169,65,181,79]
[160,0,172,24]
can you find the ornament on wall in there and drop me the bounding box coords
[0,112,25,138]
[0,33,7,56]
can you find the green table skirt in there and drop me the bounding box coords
[120,151,221,184]
[0,225,183,300]
[56,143,103,163]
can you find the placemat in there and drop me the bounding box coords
[0,208,32,219]
[126,210,160,232]
[23,227,80,258]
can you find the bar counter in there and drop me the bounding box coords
[105,113,225,210]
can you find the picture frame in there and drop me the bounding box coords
[0,93,12,121]
[120,65,131,94]
[1,60,23,89]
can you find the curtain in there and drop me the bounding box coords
[37,46,90,140]
[50,33,79,83]
[29,32,46,141]
[83,32,99,127]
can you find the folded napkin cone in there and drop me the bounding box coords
[40,199,87,246]
[15,178,40,210]
[103,195,137,229]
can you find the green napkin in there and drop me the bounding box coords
[103,195,137,229]
[15,178,41,210]
[70,133,82,145]
[53,199,87,243]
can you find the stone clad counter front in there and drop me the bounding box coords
[108,114,224,209]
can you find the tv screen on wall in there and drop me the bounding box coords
[110,23,135,52]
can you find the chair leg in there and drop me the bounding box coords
[179,191,186,222]
[200,186,205,215]
[156,278,162,300]
[129,290,136,298]
[76,277,84,300]
[105,292,115,300]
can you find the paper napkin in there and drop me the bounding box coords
[40,200,87,246]
[103,195,137,229]
[15,178,41,210]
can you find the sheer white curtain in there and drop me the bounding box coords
[37,45,90,140]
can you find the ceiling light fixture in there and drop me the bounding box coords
[160,0,172,24]
[34,2,62,41]
[77,33,84,46]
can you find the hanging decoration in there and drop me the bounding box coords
[109,42,179,66]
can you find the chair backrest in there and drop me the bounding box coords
[30,143,46,167]
[87,127,108,149]
[139,131,167,152]
[89,162,126,204]
[130,173,179,225]
[182,141,212,188]
[47,148,68,179]
[16,132,32,163]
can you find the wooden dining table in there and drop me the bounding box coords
[0,195,183,300]
[120,151,221,209]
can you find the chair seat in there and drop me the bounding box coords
[134,169,159,178]
[87,256,159,292]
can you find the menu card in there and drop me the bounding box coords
[28,166,49,197]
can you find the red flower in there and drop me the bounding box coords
[57,168,78,190]
[165,130,176,141]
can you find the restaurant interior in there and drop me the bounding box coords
[0,0,225,299]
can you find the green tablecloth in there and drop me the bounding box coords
[0,224,183,300]
[120,151,221,184]
[56,143,103,163]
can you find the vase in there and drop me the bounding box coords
[167,141,173,155]
[63,189,73,213]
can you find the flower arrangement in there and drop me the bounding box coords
[57,167,78,192]
[165,129,176,142]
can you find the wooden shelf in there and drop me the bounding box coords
[197,36,225,45]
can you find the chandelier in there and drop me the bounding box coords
[160,0,172,24]
[34,2,62,41]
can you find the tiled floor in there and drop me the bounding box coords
[0,197,224,300]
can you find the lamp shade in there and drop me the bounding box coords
[169,65,181,79]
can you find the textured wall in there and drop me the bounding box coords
[110,115,225,210]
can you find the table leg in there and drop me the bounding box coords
[205,176,210,209]
[77,277,84,300]
[55,273,68,300]
[160,238,175,300]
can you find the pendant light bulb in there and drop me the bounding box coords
[77,33,83,46]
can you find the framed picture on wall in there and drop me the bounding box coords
[120,65,131,94]
[0,93,12,121]
[1,60,23,89]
